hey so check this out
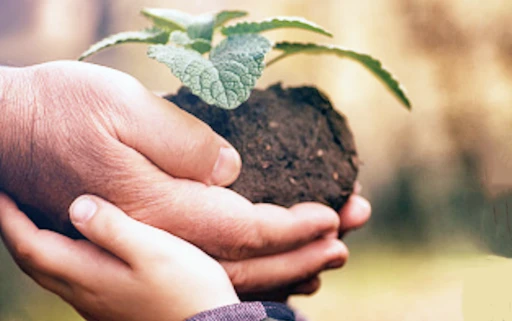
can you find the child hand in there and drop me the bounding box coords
[0,193,240,321]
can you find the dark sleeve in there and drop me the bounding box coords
[186,302,296,321]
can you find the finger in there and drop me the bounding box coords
[117,90,241,186]
[0,193,127,287]
[69,195,204,267]
[110,175,341,261]
[239,277,321,302]
[232,203,341,258]
[0,193,54,272]
[220,238,348,293]
[354,181,363,194]
[76,309,100,321]
[190,197,340,260]
[29,270,73,300]
[290,276,321,295]
[338,195,371,233]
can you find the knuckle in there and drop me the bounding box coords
[99,217,126,249]
[118,185,176,225]
[11,233,59,273]
[218,222,265,260]
[238,230,266,259]
[224,262,249,291]
[13,239,36,265]
[142,241,176,267]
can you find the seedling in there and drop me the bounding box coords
[80,8,411,110]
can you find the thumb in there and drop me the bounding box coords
[69,195,190,266]
[116,84,241,186]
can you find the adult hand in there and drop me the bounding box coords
[238,192,371,302]
[0,193,240,321]
[0,61,352,296]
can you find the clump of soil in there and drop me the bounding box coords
[167,83,359,211]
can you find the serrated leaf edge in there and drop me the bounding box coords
[141,8,190,31]
[148,34,272,109]
[272,42,411,109]
[221,16,333,37]
[214,10,249,28]
[78,28,169,61]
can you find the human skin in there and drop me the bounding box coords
[0,193,371,320]
[0,193,241,321]
[0,61,371,297]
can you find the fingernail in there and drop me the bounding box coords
[70,197,97,224]
[211,147,241,185]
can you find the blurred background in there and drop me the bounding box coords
[1,0,512,320]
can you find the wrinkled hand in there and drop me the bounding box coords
[0,61,370,297]
[0,193,240,321]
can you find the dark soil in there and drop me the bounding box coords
[167,84,359,211]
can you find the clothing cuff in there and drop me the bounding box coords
[186,302,295,321]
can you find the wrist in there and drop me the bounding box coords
[187,287,240,320]
[186,302,295,321]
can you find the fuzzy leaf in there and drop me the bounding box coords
[221,16,333,37]
[214,11,248,28]
[78,28,169,61]
[169,31,212,54]
[187,15,215,41]
[272,42,411,109]
[141,8,192,32]
[142,8,247,42]
[142,8,214,40]
[148,34,272,109]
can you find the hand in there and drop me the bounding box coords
[0,61,348,295]
[238,192,371,302]
[0,193,239,321]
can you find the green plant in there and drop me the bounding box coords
[80,8,411,110]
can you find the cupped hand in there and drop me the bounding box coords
[0,193,369,319]
[238,192,371,302]
[0,61,366,296]
[0,193,240,321]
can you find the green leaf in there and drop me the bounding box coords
[272,42,411,109]
[142,8,247,43]
[142,8,214,41]
[214,11,248,28]
[169,31,212,54]
[221,16,333,37]
[148,34,272,109]
[141,8,192,32]
[187,14,215,41]
[78,28,169,61]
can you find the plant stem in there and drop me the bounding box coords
[266,53,290,67]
